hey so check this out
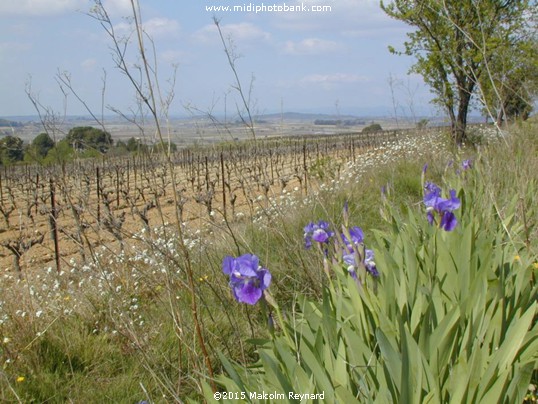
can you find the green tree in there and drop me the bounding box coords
[32,132,55,158]
[44,140,74,165]
[0,136,24,165]
[362,123,383,134]
[126,137,140,152]
[381,0,535,144]
[152,141,177,154]
[65,126,113,153]
[480,35,538,124]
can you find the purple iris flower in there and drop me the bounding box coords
[343,248,379,278]
[364,249,379,277]
[343,255,359,280]
[342,226,364,247]
[440,211,458,232]
[461,159,472,171]
[437,189,460,211]
[424,182,441,198]
[423,183,460,231]
[222,254,271,305]
[304,220,334,249]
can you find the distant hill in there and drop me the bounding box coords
[255,112,362,121]
[0,118,23,127]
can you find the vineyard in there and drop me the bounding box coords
[0,128,433,274]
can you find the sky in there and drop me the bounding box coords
[0,0,437,118]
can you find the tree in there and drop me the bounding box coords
[0,136,24,165]
[381,0,536,144]
[152,140,177,153]
[362,123,383,133]
[65,126,113,153]
[126,137,140,152]
[44,140,74,165]
[32,132,55,158]
[480,33,538,124]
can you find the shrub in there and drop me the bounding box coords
[362,123,383,134]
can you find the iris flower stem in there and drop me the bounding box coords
[263,292,292,344]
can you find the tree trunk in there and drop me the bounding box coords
[454,112,467,145]
[453,89,472,145]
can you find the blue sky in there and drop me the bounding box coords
[0,0,437,118]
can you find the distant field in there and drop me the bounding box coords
[2,114,426,144]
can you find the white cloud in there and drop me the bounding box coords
[283,38,344,55]
[193,22,271,45]
[101,0,131,16]
[144,18,180,39]
[113,17,180,40]
[0,0,88,16]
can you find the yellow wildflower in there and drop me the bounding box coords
[16,376,25,383]
[514,255,521,262]
[199,275,209,282]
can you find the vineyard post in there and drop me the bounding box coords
[133,155,137,189]
[303,142,308,195]
[35,173,40,216]
[96,167,101,225]
[205,156,209,192]
[49,178,61,273]
[294,140,298,168]
[126,159,130,193]
[269,149,274,183]
[197,155,201,190]
[188,150,193,180]
[220,152,227,220]
[115,165,120,207]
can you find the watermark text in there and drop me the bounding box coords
[205,2,332,14]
